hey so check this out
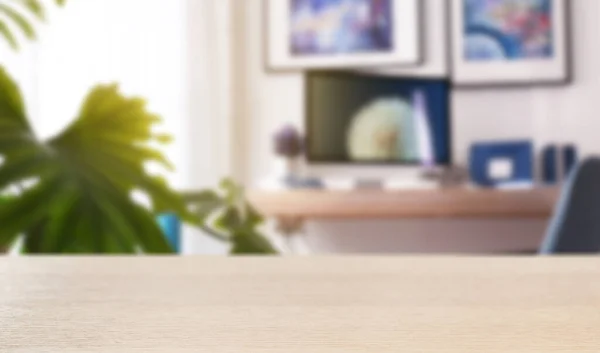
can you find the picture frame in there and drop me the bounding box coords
[265,0,422,72]
[367,0,450,79]
[450,0,571,87]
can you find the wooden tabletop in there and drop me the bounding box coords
[2,257,599,352]
[249,187,560,220]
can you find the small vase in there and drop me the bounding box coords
[283,157,301,185]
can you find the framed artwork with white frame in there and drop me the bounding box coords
[265,0,422,72]
[450,0,571,87]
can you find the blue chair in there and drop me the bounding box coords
[540,158,600,254]
[157,213,181,253]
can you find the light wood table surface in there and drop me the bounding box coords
[2,257,600,352]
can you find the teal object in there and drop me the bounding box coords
[157,214,181,253]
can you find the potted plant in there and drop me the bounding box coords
[0,1,276,255]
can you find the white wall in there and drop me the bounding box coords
[234,0,600,254]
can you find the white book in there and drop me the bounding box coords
[412,90,435,167]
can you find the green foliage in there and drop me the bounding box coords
[0,66,192,254]
[0,0,65,50]
[183,179,277,255]
[0,0,279,255]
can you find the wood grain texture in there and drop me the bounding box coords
[2,257,600,352]
[249,188,560,219]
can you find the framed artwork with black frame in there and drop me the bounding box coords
[450,0,572,87]
[265,0,423,72]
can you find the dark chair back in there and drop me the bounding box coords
[541,158,600,254]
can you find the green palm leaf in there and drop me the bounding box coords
[14,0,46,20]
[0,4,35,40]
[0,66,187,254]
[0,0,66,50]
[0,20,18,49]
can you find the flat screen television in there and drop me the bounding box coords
[305,71,451,166]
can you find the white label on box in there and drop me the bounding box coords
[488,158,514,180]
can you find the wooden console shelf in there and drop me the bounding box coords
[249,187,560,220]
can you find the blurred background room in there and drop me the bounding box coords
[0,0,597,256]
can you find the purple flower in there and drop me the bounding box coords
[273,124,304,158]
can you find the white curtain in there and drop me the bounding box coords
[0,0,234,254]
